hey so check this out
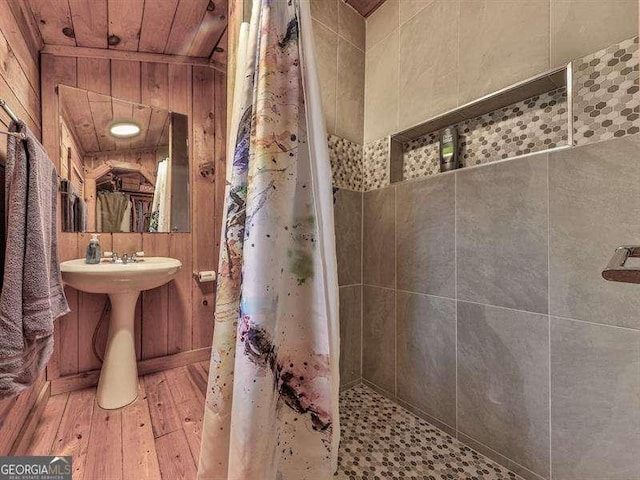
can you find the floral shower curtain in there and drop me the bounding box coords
[197,0,340,478]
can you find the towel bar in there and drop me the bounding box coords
[0,131,26,139]
[0,98,19,123]
[602,246,640,284]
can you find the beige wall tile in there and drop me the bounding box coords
[362,285,396,394]
[396,292,456,427]
[457,154,549,314]
[337,37,365,143]
[399,0,433,25]
[310,0,339,32]
[365,0,399,51]
[364,30,399,142]
[363,186,395,288]
[312,20,338,135]
[549,136,640,329]
[550,0,638,67]
[339,285,362,386]
[458,0,549,105]
[551,317,640,480]
[398,1,459,131]
[359,0,636,140]
[338,0,366,50]
[458,301,550,477]
[396,174,455,298]
[334,189,362,285]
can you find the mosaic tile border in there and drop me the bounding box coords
[362,137,390,191]
[573,36,639,145]
[337,384,522,479]
[459,87,568,166]
[403,132,440,181]
[402,88,569,181]
[327,134,363,191]
[361,36,639,190]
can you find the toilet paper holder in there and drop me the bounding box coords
[194,270,217,283]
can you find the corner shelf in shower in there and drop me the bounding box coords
[389,63,572,183]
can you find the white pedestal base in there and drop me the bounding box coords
[96,292,140,410]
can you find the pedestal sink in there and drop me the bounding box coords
[60,257,182,409]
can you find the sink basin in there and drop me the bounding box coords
[60,257,182,409]
[60,257,182,294]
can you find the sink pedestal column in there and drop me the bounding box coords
[96,291,140,409]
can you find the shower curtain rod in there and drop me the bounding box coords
[0,99,26,139]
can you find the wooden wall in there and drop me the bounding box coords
[41,55,226,385]
[0,0,45,455]
[0,1,40,140]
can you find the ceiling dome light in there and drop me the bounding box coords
[109,122,141,138]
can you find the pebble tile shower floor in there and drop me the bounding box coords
[337,384,521,480]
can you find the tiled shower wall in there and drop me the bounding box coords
[362,35,640,191]
[361,135,640,480]
[334,188,362,389]
[573,36,640,144]
[397,34,640,184]
[311,0,365,391]
[330,34,639,397]
[311,0,365,144]
[403,87,569,180]
[363,0,639,143]
[327,2,640,478]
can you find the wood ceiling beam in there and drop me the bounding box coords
[209,27,228,65]
[85,160,156,185]
[41,45,226,73]
[84,146,167,158]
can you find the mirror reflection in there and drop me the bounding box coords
[58,85,190,233]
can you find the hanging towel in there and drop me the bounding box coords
[60,179,69,229]
[80,197,87,231]
[0,164,5,294]
[120,198,132,232]
[74,195,87,232]
[100,192,128,232]
[0,120,70,398]
[60,179,76,231]
[96,195,102,231]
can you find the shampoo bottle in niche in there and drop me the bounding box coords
[440,126,458,172]
[85,234,102,264]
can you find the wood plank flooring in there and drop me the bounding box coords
[25,361,209,480]
[25,368,524,480]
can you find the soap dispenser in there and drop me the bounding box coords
[86,234,102,264]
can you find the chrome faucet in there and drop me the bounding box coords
[108,251,143,264]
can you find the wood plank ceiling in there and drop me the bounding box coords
[25,0,228,61]
[345,0,386,17]
[59,85,169,155]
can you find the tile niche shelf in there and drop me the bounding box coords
[389,63,573,183]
